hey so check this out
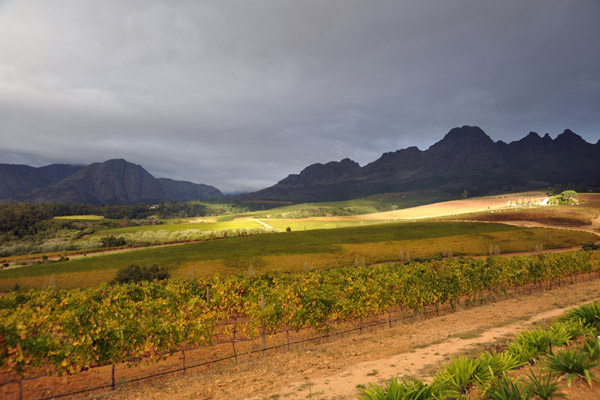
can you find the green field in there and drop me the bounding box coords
[54,215,105,220]
[226,191,451,219]
[1,221,596,291]
[87,219,264,236]
[263,219,380,231]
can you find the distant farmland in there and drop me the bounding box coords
[0,221,595,291]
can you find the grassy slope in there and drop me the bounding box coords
[0,221,595,290]
[87,219,263,236]
[263,219,380,231]
[457,193,600,227]
[226,191,452,219]
[54,215,105,220]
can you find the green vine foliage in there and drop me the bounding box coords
[0,250,598,376]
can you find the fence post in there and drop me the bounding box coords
[18,378,23,400]
[261,294,266,356]
[286,329,290,351]
[182,349,186,375]
[206,286,211,304]
[232,317,238,363]
[388,309,392,328]
[111,364,116,390]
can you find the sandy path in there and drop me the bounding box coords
[248,307,569,400]
[255,219,278,232]
[110,278,600,400]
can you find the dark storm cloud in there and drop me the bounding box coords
[1,0,599,193]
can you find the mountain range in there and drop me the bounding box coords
[1,126,598,205]
[237,125,600,203]
[0,159,223,205]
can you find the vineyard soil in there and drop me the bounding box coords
[106,278,600,400]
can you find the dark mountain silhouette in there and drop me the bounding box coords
[0,164,84,200]
[238,126,600,203]
[5,159,223,205]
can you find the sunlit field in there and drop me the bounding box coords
[54,215,105,220]
[0,221,595,291]
[456,193,600,227]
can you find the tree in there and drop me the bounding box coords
[100,235,127,248]
[553,190,579,204]
[111,264,170,284]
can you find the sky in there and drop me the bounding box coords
[1,1,599,193]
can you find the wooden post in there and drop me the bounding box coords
[261,294,266,356]
[182,349,186,375]
[111,364,116,390]
[388,309,392,328]
[18,378,23,400]
[286,329,290,351]
[206,286,211,304]
[232,318,238,363]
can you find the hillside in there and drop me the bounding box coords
[238,126,600,203]
[9,159,223,205]
[0,163,83,200]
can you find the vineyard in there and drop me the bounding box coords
[1,250,600,384]
[2,221,595,292]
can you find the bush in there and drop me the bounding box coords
[216,215,234,222]
[100,235,127,248]
[545,346,600,387]
[561,302,600,332]
[525,370,566,400]
[111,264,170,284]
[582,242,600,251]
[358,376,443,400]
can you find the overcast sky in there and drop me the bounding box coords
[1,1,599,193]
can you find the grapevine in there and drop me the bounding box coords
[0,250,598,377]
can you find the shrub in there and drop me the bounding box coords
[100,235,127,248]
[216,215,234,222]
[111,264,170,284]
[561,301,600,332]
[525,370,566,400]
[545,346,600,387]
[358,376,442,400]
[486,375,528,400]
[476,351,523,383]
[582,242,600,251]
[434,355,478,395]
[507,327,571,363]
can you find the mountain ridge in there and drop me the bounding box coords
[2,159,223,205]
[237,125,600,203]
[0,164,84,200]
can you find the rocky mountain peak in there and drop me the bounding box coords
[426,125,500,167]
[524,131,541,140]
[554,129,587,147]
[278,158,361,186]
[429,125,494,151]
